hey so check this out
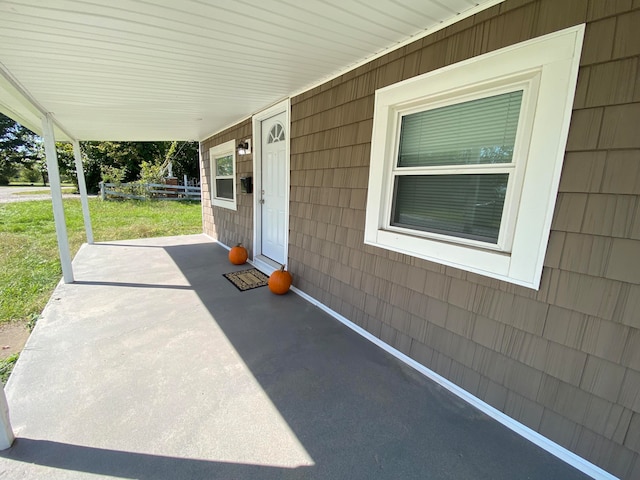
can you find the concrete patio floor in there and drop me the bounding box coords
[0,234,590,479]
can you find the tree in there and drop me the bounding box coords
[82,141,171,192]
[0,115,39,185]
[166,141,199,181]
[80,140,199,192]
[1,113,200,191]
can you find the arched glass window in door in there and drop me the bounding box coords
[267,122,285,143]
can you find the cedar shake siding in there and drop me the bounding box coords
[201,0,640,477]
[201,119,253,254]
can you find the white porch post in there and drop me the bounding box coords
[72,140,94,244]
[41,114,74,284]
[0,387,14,450]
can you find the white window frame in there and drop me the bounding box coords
[365,25,585,289]
[209,140,237,211]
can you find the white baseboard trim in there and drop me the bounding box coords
[290,285,617,480]
[204,233,223,245]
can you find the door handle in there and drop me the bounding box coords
[259,198,265,204]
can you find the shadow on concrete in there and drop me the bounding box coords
[73,280,194,290]
[2,438,309,480]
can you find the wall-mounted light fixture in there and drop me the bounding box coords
[237,139,251,155]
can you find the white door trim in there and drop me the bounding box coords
[252,98,291,274]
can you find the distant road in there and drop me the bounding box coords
[0,186,91,203]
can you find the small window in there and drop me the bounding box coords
[210,140,237,210]
[267,122,285,143]
[365,26,585,289]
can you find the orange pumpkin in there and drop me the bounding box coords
[268,265,292,294]
[229,243,248,265]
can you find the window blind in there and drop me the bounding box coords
[392,174,508,244]
[397,90,523,167]
[215,179,233,199]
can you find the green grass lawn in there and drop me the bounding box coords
[0,198,202,326]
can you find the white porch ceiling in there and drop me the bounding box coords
[0,0,501,142]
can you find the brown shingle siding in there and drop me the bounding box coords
[501,327,548,371]
[559,152,606,193]
[573,427,637,479]
[443,25,485,65]
[606,238,640,283]
[622,329,640,369]
[374,58,405,89]
[401,50,421,80]
[581,17,617,66]
[478,377,510,410]
[444,305,475,339]
[450,360,483,394]
[585,58,638,107]
[606,406,633,444]
[548,269,623,319]
[573,66,590,109]
[503,356,544,398]
[629,203,640,240]
[535,0,588,36]
[472,344,504,381]
[587,0,634,21]
[504,389,544,429]
[581,316,630,362]
[472,314,507,350]
[600,103,640,148]
[613,10,640,59]
[537,374,621,433]
[544,231,565,268]
[582,194,637,237]
[470,286,515,321]
[545,340,588,385]
[581,355,627,402]
[539,408,580,447]
[617,284,640,328]
[543,305,588,349]
[566,108,604,151]
[424,297,449,328]
[619,368,640,412]
[559,232,612,276]
[601,150,640,194]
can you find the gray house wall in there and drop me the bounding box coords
[200,0,640,477]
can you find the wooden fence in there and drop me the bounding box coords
[100,182,201,201]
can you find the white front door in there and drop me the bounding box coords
[258,110,288,266]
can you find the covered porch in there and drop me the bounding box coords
[0,234,587,479]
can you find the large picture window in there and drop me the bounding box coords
[210,140,237,210]
[364,26,585,289]
[391,89,523,248]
